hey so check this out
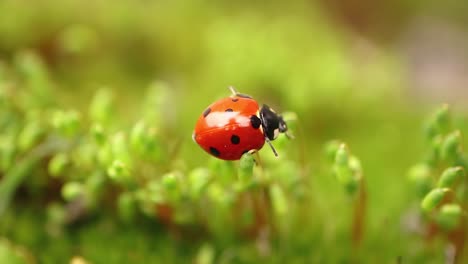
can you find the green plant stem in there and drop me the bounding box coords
[0,137,68,216]
[352,179,366,247]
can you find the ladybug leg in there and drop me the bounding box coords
[229,86,239,96]
[265,137,278,157]
[228,86,253,99]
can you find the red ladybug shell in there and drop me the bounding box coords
[193,95,265,160]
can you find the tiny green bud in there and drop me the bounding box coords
[421,188,449,213]
[162,172,178,191]
[335,144,349,168]
[408,163,433,197]
[436,203,462,230]
[107,159,130,183]
[146,180,164,204]
[426,135,443,165]
[438,167,464,188]
[61,182,83,201]
[270,184,288,215]
[324,140,341,162]
[441,131,462,161]
[51,110,81,136]
[162,171,184,203]
[111,132,131,166]
[130,121,146,151]
[333,145,355,192]
[97,143,113,166]
[238,151,255,186]
[426,104,450,139]
[89,88,114,125]
[343,177,359,195]
[349,156,362,176]
[18,120,43,151]
[91,123,106,145]
[48,153,69,177]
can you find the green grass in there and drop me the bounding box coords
[1,0,468,263]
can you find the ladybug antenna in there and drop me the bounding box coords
[265,137,279,157]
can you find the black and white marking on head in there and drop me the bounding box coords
[203,107,211,118]
[225,108,233,112]
[209,147,220,157]
[231,134,240,144]
[260,104,288,140]
[250,115,261,129]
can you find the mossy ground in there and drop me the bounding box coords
[1,0,468,263]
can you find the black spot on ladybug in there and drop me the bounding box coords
[250,115,261,129]
[225,108,233,112]
[231,98,239,102]
[231,135,240,144]
[203,107,211,118]
[209,147,220,157]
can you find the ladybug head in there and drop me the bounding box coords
[259,104,288,141]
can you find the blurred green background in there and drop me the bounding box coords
[1,0,468,263]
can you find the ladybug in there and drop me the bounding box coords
[192,87,289,160]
